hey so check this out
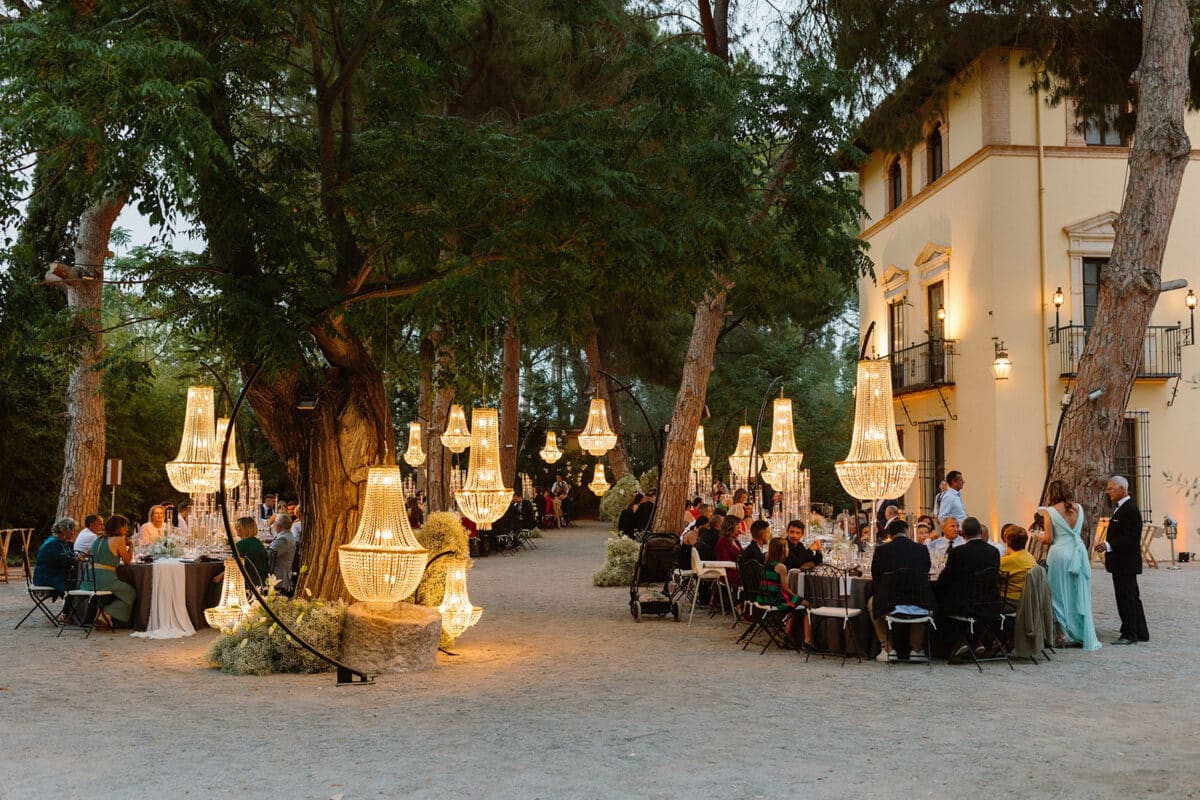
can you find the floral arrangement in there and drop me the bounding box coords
[638,467,658,494]
[208,593,348,675]
[592,531,640,587]
[598,474,640,523]
[145,536,182,559]
[406,511,470,648]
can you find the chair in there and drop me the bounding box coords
[58,556,115,638]
[1008,564,1055,664]
[14,546,63,630]
[734,559,792,653]
[804,565,864,666]
[879,568,937,669]
[1140,523,1160,569]
[946,567,1013,672]
[687,546,734,625]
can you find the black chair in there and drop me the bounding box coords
[879,568,937,669]
[735,559,795,654]
[14,547,63,630]
[804,564,865,666]
[58,556,115,638]
[946,567,1013,672]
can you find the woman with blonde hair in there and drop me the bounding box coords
[1033,480,1100,650]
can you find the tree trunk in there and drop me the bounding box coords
[499,318,520,487]
[426,330,455,513]
[583,327,634,480]
[53,197,124,523]
[653,284,731,532]
[416,334,434,493]
[1047,0,1191,542]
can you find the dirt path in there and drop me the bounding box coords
[2,521,1197,799]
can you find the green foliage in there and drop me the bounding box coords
[208,596,348,676]
[598,473,640,523]
[591,531,640,587]
[406,511,470,648]
[638,468,658,494]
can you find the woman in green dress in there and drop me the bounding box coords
[81,515,137,624]
[235,516,270,589]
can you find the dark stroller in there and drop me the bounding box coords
[629,533,681,622]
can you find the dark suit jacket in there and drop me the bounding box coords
[695,527,720,561]
[785,544,822,571]
[880,517,904,543]
[740,540,765,566]
[633,501,656,532]
[935,537,999,616]
[870,535,934,617]
[1105,498,1143,575]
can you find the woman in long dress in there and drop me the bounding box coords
[1034,480,1101,650]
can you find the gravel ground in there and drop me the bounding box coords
[2,520,1198,799]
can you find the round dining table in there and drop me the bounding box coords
[117,560,226,631]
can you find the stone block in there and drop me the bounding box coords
[340,602,441,674]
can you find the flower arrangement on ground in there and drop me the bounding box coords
[598,474,640,523]
[207,590,347,675]
[592,531,640,587]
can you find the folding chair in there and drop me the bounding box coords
[734,560,792,653]
[687,546,734,625]
[805,565,864,666]
[946,567,1013,672]
[58,556,115,638]
[880,568,937,669]
[14,547,63,630]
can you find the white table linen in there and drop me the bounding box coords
[130,558,196,639]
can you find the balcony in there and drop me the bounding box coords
[890,339,957,396]
[1052,324,1182,379]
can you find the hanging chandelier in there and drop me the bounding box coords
[759,456,780,489]
[166,386,220,494]
[728,424,755,480]
[403,421,426,467]
[578,398,617,456]
[455,407,511,530]
[587,462,610,496]
[691,426,710,471]
[539,430,563,464]
[762,396,803,479]
[214,417,244,491]
[438,558,483,638]
[204,557,252,630]
[338,465,429,607]
[835,358,917,502]
[440,404,472,453]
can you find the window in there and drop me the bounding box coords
[888,300,906,354]
[927,124,944,183]
[1107,410,1151,518]
[888,159,903,211]
[918,421,946,515]
[1084,104,1126,146]
[1082,257,1106,327]
[926,281,945,339]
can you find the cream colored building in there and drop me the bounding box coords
[856,46,1198,557]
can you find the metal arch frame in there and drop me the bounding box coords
[596,369,662,480]
[750,375,787,507]
[710,408,746,487]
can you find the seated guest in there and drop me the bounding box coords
[879,504,904,542]
[176,500,194,539]
[740,519,771,567]
[34,518,81,598]
[869,519,934,661]
[912,519,933,545]
[406,496,424,531]
[633,489,657,532]
[999,525,1036,605]
[267,513,297,593]
[618,494,643,539]
[235,516,270,588]
[136,504,169,548]
[695,511,723,561]
[290,504,303,542]
[712,491,728,514]
[784,520,823,570]
[682,504,711,537]
[715,516,746,591]
[758,537,812,645]
[73,514,103,556]
[935,516,1000,653]
[927,516,962,556]
[984,522,1006,556]
[81,515,136,625]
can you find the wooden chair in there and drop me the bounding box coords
[1090,518,1110,567]
[1140,523,1161,569]
[0,528,35,583]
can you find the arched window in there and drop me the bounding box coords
[927,123,943,182]
[888,159,903,211]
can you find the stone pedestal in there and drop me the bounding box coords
[340,602,441,674]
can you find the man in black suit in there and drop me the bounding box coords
[739,520,771,567]
[784,520,823,570]
[869,520,935,661]
[934,517,999,655]
[633,488,657,533]
[880,504,904,543]
[1098,475,1149,644]
[695,511,723,562]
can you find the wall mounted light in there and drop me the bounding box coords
[1186,289,1196,346]
[991,338,1012,380]
[936,305,946,322]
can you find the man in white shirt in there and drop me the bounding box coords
[176,500,193,539]
[928,516,964,556]
[74,514,103,555]
[937,471,967,525]
[267,513,297,593]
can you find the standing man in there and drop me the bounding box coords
[260,493,277,521]
[1098,476,1149,644]
[937,471,967,525]
[551,473,570,528]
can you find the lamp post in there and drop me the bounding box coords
[1186,289,1196,346]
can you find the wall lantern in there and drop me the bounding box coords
[1186,289,1197,346]
[936,305,946,322]
[992,338,1012,380]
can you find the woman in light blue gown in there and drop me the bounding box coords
[1034,480,1101,651]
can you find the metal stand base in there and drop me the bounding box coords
[337,665,373,685]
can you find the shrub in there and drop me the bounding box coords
[638,467,658,494]
[598,474,639,523]
[592,532,640,587]
[406,511,470,648]
[208,595,348,675]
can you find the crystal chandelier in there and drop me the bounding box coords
[438,558,482,638]
[759,456,780,489]
[204,557,252,630]
[835,358,917,502]
[454,407,511,530]
[727,424,755,481]
[166,386,220,494]
[403,421,426,466]
[578,398,617,456]
[691,426,710,472]
[440,404,472,453]
[214,417,244,491]
[587,462,610,496]
[338,465,429,607]
[539,430,563,464]
[762,396,803,478]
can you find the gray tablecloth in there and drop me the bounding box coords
[118,561,225,631]
[788,569,878,657]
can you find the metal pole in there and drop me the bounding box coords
[110,485,116,516]
[596,369,662,480]
[751,376,786,512]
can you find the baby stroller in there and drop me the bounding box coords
[629,533,681,622]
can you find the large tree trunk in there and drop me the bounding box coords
[499,318,520,487]
[52,198,124,522]
[654,284,730,532]
[1048,0,1191,541]
[417,334,434,493]
[426,330,455,512]
[583,327,634,480]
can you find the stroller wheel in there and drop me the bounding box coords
[672,604,680,622]
[633,604,641,622]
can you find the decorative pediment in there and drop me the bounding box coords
[914,243,951,282]
[1064,211,1118,257]
[881,264,909,300]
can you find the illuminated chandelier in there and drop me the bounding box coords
[438,558,482,638]
[338,465,429,607]
[578,398,617,456]
[759,456,780,489]
[403,421,426,467]
[454,407,511,530]
[691,426,710,472]
[727,424,755,480]
[761,396,803,480]
[166,386,221,494]
[204,557,252,630]
[587,462,610,496]
[214,417,244,491]
[440,404,472,453]
[539,430,563,464]
[835,358,917,502]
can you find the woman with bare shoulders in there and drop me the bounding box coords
[1032,480,1101,650]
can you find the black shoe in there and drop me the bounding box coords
[1110,637,1136,645]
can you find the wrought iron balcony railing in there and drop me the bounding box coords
[890,339,957,396]
[1051,324,1182,379]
